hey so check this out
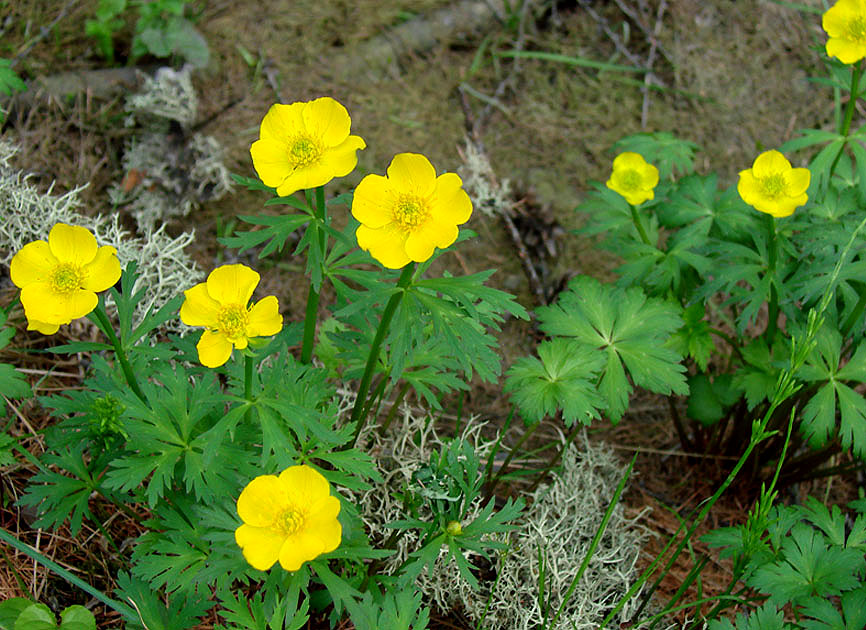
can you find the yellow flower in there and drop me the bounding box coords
[250,97,366,196]
[351,153,473,269]
[737,150,810,218]
[179,264,282,368]
[9,223,121,335]
[605,152,659,205]
[824,0,866,64]
[235,465,342,571]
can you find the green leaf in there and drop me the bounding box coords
[537,275,687,421]
[504,339,606,426]
[707,602,785,630]
[58,606,96,630]
[748,523,866,606]
[686,373,723,426]
[14,604,55,630]
[0,599,33,630]
[219,213,311,259]
[0,364,32,401]
[612,132,700,180]
[667,302,715,371]
[0,59,26,98]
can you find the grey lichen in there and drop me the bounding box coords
[349,395,656,629]
[110,66,233,232]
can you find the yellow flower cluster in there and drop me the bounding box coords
[250,97,473,270]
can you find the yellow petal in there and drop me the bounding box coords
[303,97,351,148]
[751,150,790,179]
[48,224,98,266]
[737,169,762,208]
[251,138,293,189]
[196,329,234,368]
[26,319,60,335]
[356,223,411,269]
[278,530,326,571]
[352,174,397,229]
[237,474,287,527]
[316,134,366,179]
[786,167,811,196]
[612,151,647,172]
[826,37,866,63]
[10,240,56,288]
[206,264,260,306]
[260,103,305,142]
[386,153,437,197]
[639,162,660,189]
[278,465,331,507]
[21,283,96,324]
[247,296,282,338]
[81,245,121,292]
[235,524,284,571]
[180,284,221,327]
[405,220,458,262]
[275,162,336,196]
[430,173,473,225]
[823,1,860,38]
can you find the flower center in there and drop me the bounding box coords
[619,169,643,192]
[50,263,84,294]
[278,507,305,536]
[849,16,866,42]
[760,173,786,199]
[287,136,321,169]
[216,304,250,341]
[394,195,429,230]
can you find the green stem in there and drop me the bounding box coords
[348,263,416,447]
[764,214,779,346]
[89,302,146,404]
[301,186,328,364]
[0,526,139,623]
[829,60,862,178]
[244,354,254,402]
[605,402,781,628]
[630,203,653,246]
[488,419,542,490]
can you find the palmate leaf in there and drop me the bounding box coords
[659,175,759,241]
[748,523,866,607]
[707,602,785,630]
[104,365,227,505]
[611,131,700,180]
[537,276,687,421]
[504,338,606,426]
[668,302,715,372]
[798,327,866,459]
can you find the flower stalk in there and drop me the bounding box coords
[764,214,779,345]
[829,60,862,178]
[630,204,653,247]
[89,301,147,404]
[301,186,328,364]
[348,263,416,446]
